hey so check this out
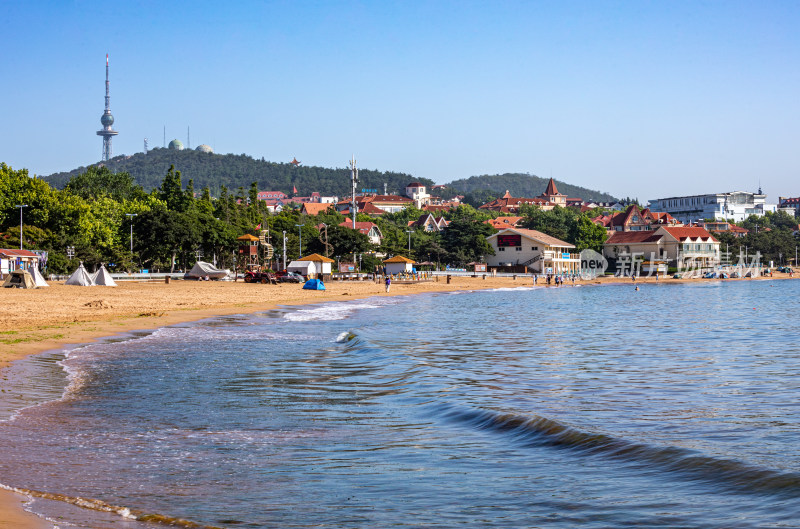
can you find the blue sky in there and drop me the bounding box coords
[2,1,799,202]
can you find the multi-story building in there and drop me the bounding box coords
[485,228,580,274]
[648,191,772,223]
[604,226,720,270]
[778,197,800,217]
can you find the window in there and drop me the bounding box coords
[531,246,538,251]
[516,247,522,251]
[498,247,505,252]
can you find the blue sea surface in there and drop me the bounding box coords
[1,280,799,528]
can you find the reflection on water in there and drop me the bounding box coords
[0,281,799,528]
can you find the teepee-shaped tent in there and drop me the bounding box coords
[91,264,117,287]
[30,266,49,287]
[65,262,95,286]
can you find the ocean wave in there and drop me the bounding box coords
[284,298,398,321]
[0,483,224,529]
[440,405,800,497]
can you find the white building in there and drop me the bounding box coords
[648,191,773,223]
[405,182,431,208]
[485,228,580,274]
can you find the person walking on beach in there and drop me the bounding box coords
[385,275,391,292]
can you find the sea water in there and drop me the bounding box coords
[1,280,799,528]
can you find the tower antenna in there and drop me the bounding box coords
[187,126,190,149]
[96,54,119,161]
[144,138,148,156]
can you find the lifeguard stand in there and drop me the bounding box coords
[237,234,260,269]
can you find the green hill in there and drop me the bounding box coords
[446,173,618,203]
[43,148,432,198]
[43,150,618,203]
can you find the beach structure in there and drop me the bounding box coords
[3,269,36,288]
[184,261,229,280]
[295,253,335,280]
[237,234,260,268]
[383,255,415,275]
[30,266,49,287]
[65,263,95,286]
[0,249,40,276]
[302,278,326,290]
[485,228,580,274]
[91,264,117,286]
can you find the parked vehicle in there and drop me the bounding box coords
[277,271,304,283]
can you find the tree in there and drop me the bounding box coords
[64,166,147,202]
[520,206,577,242]
[571,214,607,252]
[440,218,496,266]
[159,165,187,212]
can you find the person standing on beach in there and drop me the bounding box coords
[385,275,391,292]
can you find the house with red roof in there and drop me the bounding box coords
[479,191,553,213]
[485,228,580,274]
[604,226,720,270]
[700,220,750,238]
[338,221,383,245]
[337,194,413,215]
[408,214,449,232]
[484,216,524,230]
[593,204,680,235]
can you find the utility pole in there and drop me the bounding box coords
[125,214,137,253]
[406,230,412,255]
[296,224,305,258]
[349,155,358,229]
[15,205,28,250]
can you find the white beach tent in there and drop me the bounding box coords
[65,262,95,286]
[91,264,117,287]
[30,266,49,287]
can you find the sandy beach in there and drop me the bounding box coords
[0,272,793,528]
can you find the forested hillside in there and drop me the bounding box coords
[447,173,618,203]
[43,148,432,198]
[44,151,619,204]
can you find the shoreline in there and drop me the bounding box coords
[0,273,794,528]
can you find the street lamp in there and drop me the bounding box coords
[15,205,28,250]
[405,230,412,254]
[125,213,137,254]
[282,230,287,270]
[295,224,305,258]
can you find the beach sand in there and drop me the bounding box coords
[0,272,793,528]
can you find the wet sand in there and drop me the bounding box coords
[0,272,793,528]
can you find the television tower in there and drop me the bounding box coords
[96,54,118,161]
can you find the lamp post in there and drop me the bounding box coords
[15,205,28,250]
[405,230,412,255]
[296,224,305,258]
[125,213,137,254]
[282,231,287,270]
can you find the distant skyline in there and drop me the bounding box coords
[3,1,799,203]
